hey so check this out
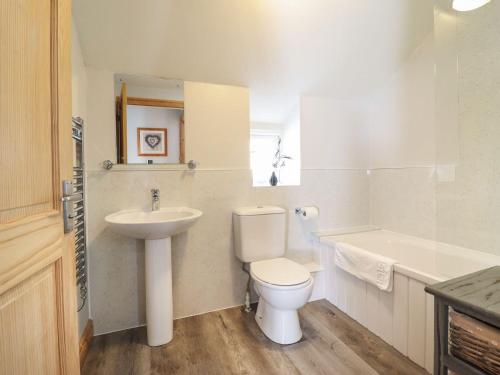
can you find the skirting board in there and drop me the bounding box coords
[79,319,94,368]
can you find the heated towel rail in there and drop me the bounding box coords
[72,117,88,312]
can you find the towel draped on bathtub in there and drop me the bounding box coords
[334,242,396,292]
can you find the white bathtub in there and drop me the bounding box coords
[320,229,500,373]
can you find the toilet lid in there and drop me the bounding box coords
[250,258,311,286]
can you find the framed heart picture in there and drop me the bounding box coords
[137,128,168,156]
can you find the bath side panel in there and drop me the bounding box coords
[393,273,409,355]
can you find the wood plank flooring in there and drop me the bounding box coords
[82,299,428,375]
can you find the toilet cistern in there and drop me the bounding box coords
[233,206,313,344]
[151,188,160,211]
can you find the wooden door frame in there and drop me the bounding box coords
[127,97,184,109]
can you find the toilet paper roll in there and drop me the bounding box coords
[297,206,319,220]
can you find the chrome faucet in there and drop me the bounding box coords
[151,189,160,211]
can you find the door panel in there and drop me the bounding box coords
[0,264,61,375]
[0,0,55,223]
[0,0,79,373]
[0,215,61,295]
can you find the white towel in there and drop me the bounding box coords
[334,242,396,292]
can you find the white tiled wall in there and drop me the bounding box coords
[87,169,369,334]
[369,2,500,256]
[365,9,437,241]
[369,167,436,240]
[434,0,500,256]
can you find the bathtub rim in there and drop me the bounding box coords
[319,229,500,285]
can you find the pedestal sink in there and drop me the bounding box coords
[105,207,202,346]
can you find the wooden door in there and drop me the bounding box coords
[0,0,80,374]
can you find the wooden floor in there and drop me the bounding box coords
[82,299,427,375]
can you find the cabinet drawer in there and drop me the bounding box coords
[449,311,500,375]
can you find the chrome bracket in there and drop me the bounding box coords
[187,160,197,169]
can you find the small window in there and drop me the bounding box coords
[250,132,281,186]
[250,122,300,187]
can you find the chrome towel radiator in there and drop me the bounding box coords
[72,117,88,311]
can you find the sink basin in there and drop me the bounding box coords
[105,207,203,240]
[105,206,202,347]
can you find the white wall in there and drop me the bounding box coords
[127,106,182,164]
[72,23,87,120]
[368,34,435,170]
[367,30,437,240]
[71,20,90,337]
[283,95,370,256]
[184,82,250,169]
[86,68,117,170]
[73,0,438,125]
[434,0,500,256]
[301,96,369,170]
[367,0,500,252]
[250,122,283,135]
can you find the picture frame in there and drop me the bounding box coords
[137,127,168,156]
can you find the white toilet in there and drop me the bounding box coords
[233,206,313,344]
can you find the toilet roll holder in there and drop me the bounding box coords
[295,207,306,216]
[295,206,319,219]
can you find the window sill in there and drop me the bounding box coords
[253,183,300,188]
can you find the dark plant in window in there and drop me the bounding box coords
[270,137,292,186]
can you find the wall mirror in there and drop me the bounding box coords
[114,74,184,165]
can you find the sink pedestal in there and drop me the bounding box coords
[105,206,202,346]
[145,237,173,346]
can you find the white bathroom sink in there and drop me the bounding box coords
[104,207,202,346]
[104,206,202,347]
[105,207,202,240]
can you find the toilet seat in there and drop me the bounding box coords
[250,257,311,287]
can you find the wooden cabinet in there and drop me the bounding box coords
[426,267,500,375]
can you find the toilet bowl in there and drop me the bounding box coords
[233,206,313,345]
[250,257,313,344]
